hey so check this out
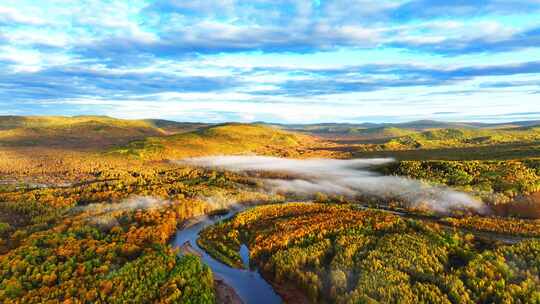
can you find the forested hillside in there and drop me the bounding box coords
[0,162,278,303]
[379,127,540,150]
[0,116,202,149]
[1,117,540,303]
[199,203,540,303]
[113,123,336,160]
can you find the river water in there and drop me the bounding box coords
[172,203,530,304]
[172,209,282,304]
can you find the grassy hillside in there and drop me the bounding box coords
[279,120,540,136]
[0,116,155,130]
[285,125,371,134]
[113,123,319,159]
[353,126,417,138]
[279,121,528,146]
[0,116,201,148]
[293,125,417,137]
[353,143,540,161]
[343,125,540,160]
[380,127,540,150]
[143,119,210,134]
[282,124,421,146]
[278,120,503,134]
[0,118,342,186]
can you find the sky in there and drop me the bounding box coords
[1,0,540,123]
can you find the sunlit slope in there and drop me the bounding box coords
[0,116,200,148]
[353,126,417,138]
[143,119,210,134]
[115,123,316,159]
[303,126,417,138]
[381,127,540,150]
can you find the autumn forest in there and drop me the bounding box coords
[1,116,540,303]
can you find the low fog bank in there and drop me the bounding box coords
[73,196,172,228]
[182,202,245,230]
[75,196,171,214]
[179,156,489,215]
[198,193,242,211]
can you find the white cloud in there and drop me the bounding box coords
[1,0,540,122]
[0,5,46,25]
[5,29,70,47]
[180,156,489,214]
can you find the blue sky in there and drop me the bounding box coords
[1,0,540,123]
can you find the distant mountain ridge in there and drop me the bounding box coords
[2,115,540,150]
[3,115,539,131]
[261,119,540,133]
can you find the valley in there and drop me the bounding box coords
[1,116,540,303]
[5,1,540,303]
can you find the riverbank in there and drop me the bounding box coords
[179,241,244,304]
[173,211,283,304]
[215,277,243,304]
[260,269,312,304]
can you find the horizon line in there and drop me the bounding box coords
[2,114,540,126]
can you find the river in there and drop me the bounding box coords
[172,203,535,304]
[172,209,282,304]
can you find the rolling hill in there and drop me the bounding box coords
[113,123,319,159]
[270,120,540,135]
[0,116,204,148]
[353,126,418,138]
[380,127,540,150]
[143,119,211,134]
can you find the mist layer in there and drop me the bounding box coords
[179,156,489,215]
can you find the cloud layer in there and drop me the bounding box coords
[180,156,489,214]
[2,0,540,122]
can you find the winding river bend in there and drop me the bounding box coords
[172,203,538,304]
[172,209,282,304]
